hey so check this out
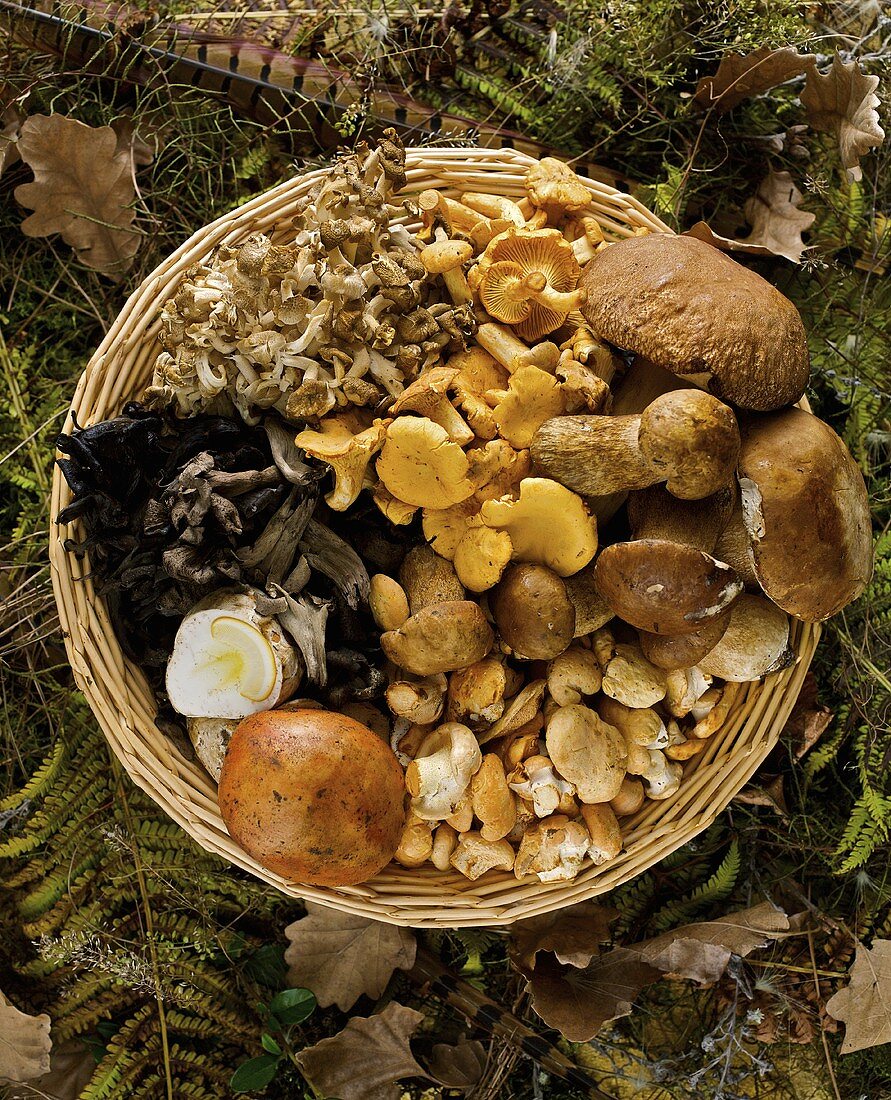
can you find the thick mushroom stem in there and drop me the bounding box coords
[627,485,736,554]
[532,390,740,501]
[460,191,526,226]
[474,322,533,372]
[420,229,473,305]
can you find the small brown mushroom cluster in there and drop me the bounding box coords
[368,551,742,882]
[144,131,476,424]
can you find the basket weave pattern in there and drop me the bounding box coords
[49,148,820,927]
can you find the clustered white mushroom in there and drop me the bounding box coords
[144,131,477,425]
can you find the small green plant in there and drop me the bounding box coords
[230,988,316,1095]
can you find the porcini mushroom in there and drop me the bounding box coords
[579,234,810,411]
[698,595,792,681]
[166,589,301,719]
[481,478,598,577]
[491,563,576,660]
[610,777,645,817]
[380,600,494,675]
[405,722,483,820]
[399,545,465,611]
[377,416,475,509]
[546,704,627,803]
[531,389,740,500]
[716,408,873,621]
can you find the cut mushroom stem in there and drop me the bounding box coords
[166,589,300,719]
[531,389,740,500]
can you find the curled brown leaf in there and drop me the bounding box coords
[801,53,885,181]
[693,47,814,112]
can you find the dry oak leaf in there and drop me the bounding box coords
[740,170,816,263]
[825,939,891,1054]
[14,114,140,279]
[693,47,814,111]
[3,1039,96,1099]
[426,1036,487,1091]
[294,1002,431,1100]
[510,901,619,976]
[283,902,416,1011]
[528,901,789,1041]
[733,775,789,817]
[801,53,885,181]
[683,220,780,260]
[0,989,52,1083]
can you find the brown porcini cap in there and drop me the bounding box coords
[736,407,873,621]
[580,235,809,411]
[593,539,743,635]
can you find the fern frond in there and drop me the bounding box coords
[649,840,741,932]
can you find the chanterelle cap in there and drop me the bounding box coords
[736,407,873,621]
[579,235,810,411]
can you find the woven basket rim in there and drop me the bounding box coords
[49,147,820,927]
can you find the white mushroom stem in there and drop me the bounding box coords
[460,192,526,227]
[636,749,683,800]
[580,803,622,865]
[431,823,459,871]
[663,666,714,718]
[166,589,300,719]
[474,321,533,373]
[508,754,575,818]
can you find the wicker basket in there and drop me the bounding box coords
[49,147,820,928]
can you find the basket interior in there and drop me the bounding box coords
[49,148,820,927]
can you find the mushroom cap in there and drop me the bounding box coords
[594,540,743,634]
[698,594,792,681]
[491,563,575,660]
[545,704,627,803]
[490,366,566,449]
[218,709,405,885]
[377,416,474,509]
[638,390,740,500]
[421,237,474,274]
[639,616,730,669]
[380,600,495,675]
[736,408,873,621]
[580,235,810,411]
[525,157,592,220]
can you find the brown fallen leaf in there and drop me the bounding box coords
[283,903,416,1012]
[14,114,140,279]
[509,901,619,976]
[825,939,891,1053]
[0,103,23,178]
[741,171,816,263]
[693,47,813,112]
[111,115,165,170]
[683,220,780,259]
[530,948,662,1042]
[0,989,52,1083]
[294,1002,431,1100]
[781,673,833,760]
[426,1035,487,1091]
[4,1039,95,1099]
[528,901,789,1040]
[801,53,885,181]
[733,775,789,817]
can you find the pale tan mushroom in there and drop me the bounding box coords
[394,812,434,867]
[610,777,645,817]
[497,724,542,769]
[399,545,465,613]
[514,815,591,882]
[580,803,622,865]
[626,747,682,800]
[546,704,627,803]
[447,657,509,726]
[405,722,483,820]
[381,600,494,676]
[420,228,473,305]
[596,696,671,750]
[460,191,526,227]
[431,822,459,871]
[663,667,714,718]
[507,753,576,818]
[547,646,603,706]
[525,157,592,222]
[690,680,741,739]
[386,674,448,725]
[471,754,517,842]
[593,629,667,709]
[369,574,410,632]
[450,831,516,880]
[478,680,547,745]
[446,792,474,833]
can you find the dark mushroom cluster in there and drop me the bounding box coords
[57,404,408,708]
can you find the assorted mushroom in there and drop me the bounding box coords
[60,138,873,890]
